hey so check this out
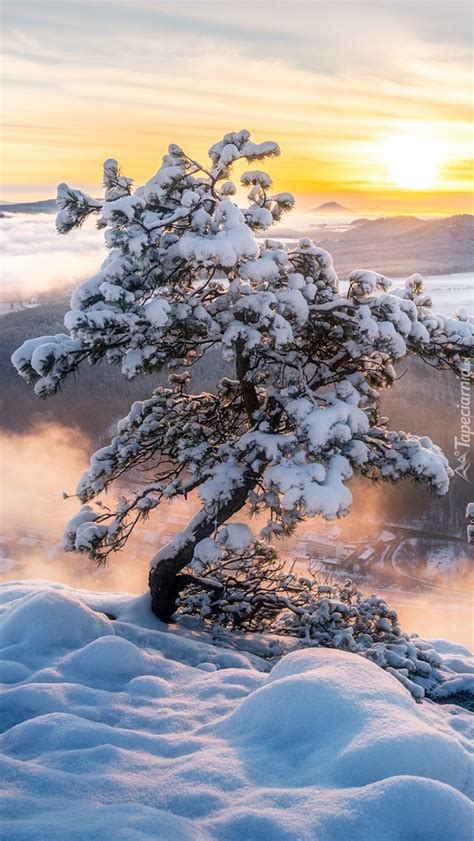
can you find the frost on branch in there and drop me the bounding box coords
[11,129,473,622]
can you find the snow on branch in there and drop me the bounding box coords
[56,184,102,234]
[11,130,473,622]
[178,548,442,700]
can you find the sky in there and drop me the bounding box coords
[1,0,473,213]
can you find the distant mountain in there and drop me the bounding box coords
[337,215,424,242]
[398,213,474,246]
[349,218,371,227]
[320,214,474,277]
[312,201,350,212]
[338,213,472,245]
[0,199,57,215]
[265,213,473,275]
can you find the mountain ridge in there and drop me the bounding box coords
[0,199,57,214]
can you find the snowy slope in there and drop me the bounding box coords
[1,581,473,841]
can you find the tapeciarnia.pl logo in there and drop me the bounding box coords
[453,358,472,482]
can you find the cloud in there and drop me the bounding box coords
[3,1,472,72]
[1,1,472,204]
[0,212,105,299]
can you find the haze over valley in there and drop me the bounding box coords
[1,203,473,306]
[1,204,472,645]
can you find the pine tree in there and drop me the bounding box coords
[12,130,473,622]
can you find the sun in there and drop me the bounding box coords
[382,134,442,190]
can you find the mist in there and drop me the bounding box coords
[0,423,141,592]
[1,420,471,647]
[0,206,471,648]
[0,212,105,300]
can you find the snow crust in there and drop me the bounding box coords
[1,582,472,841]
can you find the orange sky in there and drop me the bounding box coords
[1,1,473,214]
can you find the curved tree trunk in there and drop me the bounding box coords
[150,345,260,622]
[148,476,255,621]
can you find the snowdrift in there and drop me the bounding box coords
[1,581,473,841]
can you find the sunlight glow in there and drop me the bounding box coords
[382,134,444,190]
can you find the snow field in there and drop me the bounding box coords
[1,581,473,841]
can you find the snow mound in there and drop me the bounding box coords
[61,636,155,687]
[213,648,472,791]
[0,800,199,841]
[0,589,113,656]
[1,582,473,841]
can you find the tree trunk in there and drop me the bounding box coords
[148,476,255,621]
[235,341,260,421]
[149,345,260,622]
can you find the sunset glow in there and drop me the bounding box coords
[382,134,444,191]
[1,1,473,215]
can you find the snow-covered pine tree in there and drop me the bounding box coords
[12,130,473,622]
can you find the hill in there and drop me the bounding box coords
[0,298,227,442]
[337,215,424,242]
[0,199,57,215]
[269,214,473,276]
[321,214,474,277]
[312,201,350,212]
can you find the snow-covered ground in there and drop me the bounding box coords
[338,272,473,316]
[419,272,473,316]
[1,581,473,841]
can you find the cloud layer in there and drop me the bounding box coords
[0,213,105,299]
